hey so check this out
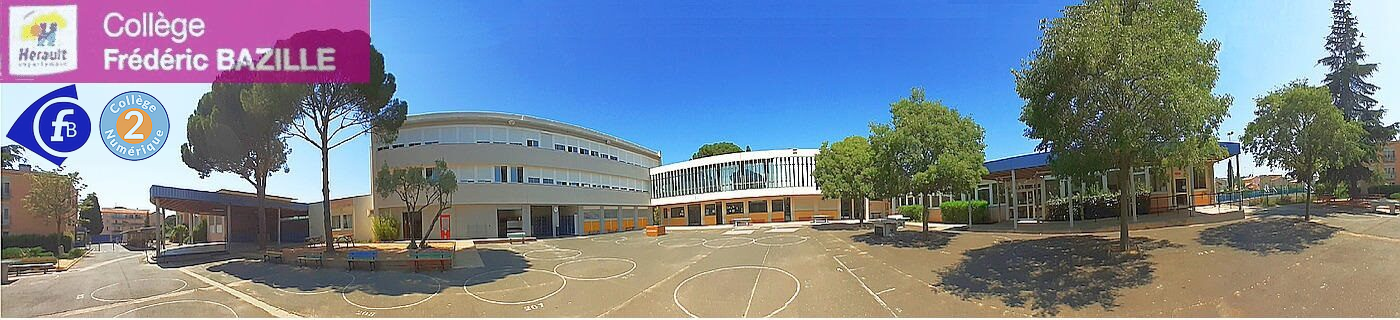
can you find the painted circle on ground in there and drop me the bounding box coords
[340,272,441,310]
[523,248,582,260]
[255,268,356,295]
[702,237,756,249]
[496,242,556,253]
[552,257,637,281]
[114,300,236,318]
[589,235,626,243]
[754,235,809,247]
[462,268,567,305]
[91,278,188,302]
[673,266,801,318]
[658,238,706,248]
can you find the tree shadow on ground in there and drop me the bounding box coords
[154,252,238,268]
[1197,218,1341,256]
[850,230,956,250]
[809,223,868,231]
[937,235,1179,316]
[431,248,532,288]
[1252,203,1375,218]
[207,260,356,293]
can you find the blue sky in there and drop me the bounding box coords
[2,0,1397,210]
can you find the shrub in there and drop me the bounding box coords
[1,247,53,259]
[1,234,73,254]
[940,200,990,224]
[193,219,209,243]
[63,248,87,259]
[1369,185,1400,195]
[371,214,401,242]
[898,205,925,222]
[1389,193,1400,200]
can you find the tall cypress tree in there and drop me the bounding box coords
[1318,0,1395,197]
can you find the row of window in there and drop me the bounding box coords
[331,214,354,230]
[431,164,650,193]
[894,166,1214,207]
[664,199,790,218]
[376,124,659,168]
[650,156,818,198]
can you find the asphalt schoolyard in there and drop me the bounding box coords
[4,203,1399,317]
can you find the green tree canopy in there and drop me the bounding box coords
[181,82,300,247]
[1,144,26,169]
[692,142,744,159]
[23,166,84,237]
[870,87,988,232]
[1317,0,1394,198]
[1015,0,1230,250]
[78,192,101,235]
[374,160,457,249]
[813,136,876,217]
[1243,81,1366,220]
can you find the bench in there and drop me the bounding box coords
[306,236,324,247]
[262,250,284,263]
[811,215,831,225]
[410,251,453,272]
[296,254,325,268]
[7,262,56,276]
[732,218,753,227]
[346,251,378,271]
[507,232,528,244]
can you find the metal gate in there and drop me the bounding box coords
[531,215,552,237]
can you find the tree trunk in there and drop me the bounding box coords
[1304,181,1312,221]
[255,177,269,249]
[321,146,334,252]
[922,204,930,233]
[1118,160,1134,252]
[418,208,445,249]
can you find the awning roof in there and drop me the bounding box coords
[984,141,1242,175]
[149,185,309,215]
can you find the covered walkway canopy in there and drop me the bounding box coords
[149,185,310,245]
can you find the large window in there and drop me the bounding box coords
[668,207,685,218]
[704,204,719,216]
[495,166,507,183]
[748,200,768,213]
[654,156,817,199]
[770,199,787,213]
[725,202,744,215]
[330,214,353,230]
[1193,166,1209,190]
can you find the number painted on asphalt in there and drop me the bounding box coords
[524,303,544,311]
[355,310,376,317]
[75,294,84,300]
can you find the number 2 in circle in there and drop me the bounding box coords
[123,110,145,140]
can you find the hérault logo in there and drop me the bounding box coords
[9,5,78,76]
[5,85,90,166]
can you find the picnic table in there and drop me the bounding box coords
[263,250,284,263]
[410,251,453,272]
[347,251,378,271]
[732,218,753,227]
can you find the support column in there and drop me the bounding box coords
[552,206,559,237]
[1011,169,1018,229]
[226,204,232,244]
[522,205,533,237]
[277,208,283,246]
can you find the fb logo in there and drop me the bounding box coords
[5,85,90,166]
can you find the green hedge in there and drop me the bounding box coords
[1,247,52,259]
[1372,185,1400,195]
[1,234,73,254]
[372,214,401,242]
[897,205,925,222]
[941,200,990,224]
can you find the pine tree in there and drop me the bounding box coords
[1318,0,1395,198]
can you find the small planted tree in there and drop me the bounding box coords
[869,88,988,233]
[24,167,84,239]
[813,136,876,222]
[78,193,102,237]
[373,160,457,249]
[1015,0,1230,251]
[1243,81,1366,220]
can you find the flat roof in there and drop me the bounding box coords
[984,141,1242,174]
[403,111,661,160]
[149,185,309,215]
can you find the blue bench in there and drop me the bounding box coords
[410,251,453,272]
[347,251,378,271]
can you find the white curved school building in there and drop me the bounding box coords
[650,149,888,226]
[311,111,661,241]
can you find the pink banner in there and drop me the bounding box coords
[1,0,370,83]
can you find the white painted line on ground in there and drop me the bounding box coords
[67,253,145,272]
[40,288,200,317]
[831,255,897,318]
[766,228,799,233]
[876,287,896,295]
[742,248,773,317]
[722,229,756,235]
[112,299,237,318]
[179,268,300,318]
